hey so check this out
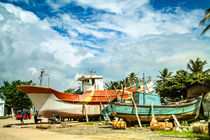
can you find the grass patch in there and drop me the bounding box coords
[142,123,150,128]
[154,130,209,139]
[84,121,101,125]
[0,115,12,119]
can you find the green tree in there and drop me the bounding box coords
[64,88,75,94]
[126,72,137,88]
[105,81,121,90]
[105,72,138,90]
[187,58,210,76]
[157,68,173,81]
[0,80,34,113]
[200,8,210,35]
[155,58,210,98]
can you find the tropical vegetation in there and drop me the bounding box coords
[0,80,34,114]
[64,88,75,94]
[200,8,210,35]
[155,57,210,98]
[105,72,137,90]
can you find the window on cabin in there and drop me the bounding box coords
[92,79,95,86]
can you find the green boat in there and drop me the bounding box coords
[102,92,202,123]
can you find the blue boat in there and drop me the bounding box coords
[102,92,202,123]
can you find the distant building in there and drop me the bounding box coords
[0,98,5,116]
[186,82,210,118]
[186,82,210,98]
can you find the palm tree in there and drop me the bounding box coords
[64,88,75,94]
[126,72,137,88]
[157,68,173,81]
[105,81,121,90]
[200,8,210,35]
[187,58,210,75]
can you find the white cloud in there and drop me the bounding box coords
[0,2,94,90]
[0,1,209,92]
[2,3,38,23]
[28,67,38,75]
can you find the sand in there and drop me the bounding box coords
[0,117,198,140]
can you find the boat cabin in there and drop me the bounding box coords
[133,92,161,105]
[78,75,104,92]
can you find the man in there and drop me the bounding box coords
[34,111,38,124]
[20,110,24,124]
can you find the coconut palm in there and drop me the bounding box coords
[105,81,121,90]
[187,58,210,75]
[200,8,210,35]
[157,68,173,81]
[126,72,137,88]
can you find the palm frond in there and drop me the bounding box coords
[201,24,210,35]
[205,8,210,16]
[203,69,210,75]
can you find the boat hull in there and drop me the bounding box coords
[16,85,135,119]
[111,108,200,122]
[108,97,202,122]
[27,93,101,119]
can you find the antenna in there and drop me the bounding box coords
[39,68,45,86]
[39,68,50,87]
[88,70,96,76]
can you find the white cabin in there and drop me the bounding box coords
[78,75,104,92]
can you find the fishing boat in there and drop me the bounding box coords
[102,91,202,123]
[16,72,144,120]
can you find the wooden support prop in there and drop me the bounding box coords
[172,114,180,127]
[121,84,125,103]
[151,102,155,119]
[108,89,117,99]
[83,103,89,122]
[105,90,110,102]
[114,86,119,102]
[130,94,143,129]
[100,102,111,123]
[150,102,157,123]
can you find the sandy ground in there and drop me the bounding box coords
[0,117,204,140]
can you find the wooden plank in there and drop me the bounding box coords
[151,102,154,119]
[100,102,111,123]
[130,94,143,129]
[114,86,120,102]
[121,84,125,103]
[150,101,157,123]
[105,90,110,102]
[83,103,89,122]
[108,89,117,99]
[172,114,180,127]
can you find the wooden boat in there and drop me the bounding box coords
[103,92,202,123]
[16,85,136,120]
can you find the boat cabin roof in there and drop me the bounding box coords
[78,75,103,81]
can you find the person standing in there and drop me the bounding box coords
[34,111,38,124]
[20,110,24,124]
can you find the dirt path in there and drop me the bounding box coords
[0,118,198,140]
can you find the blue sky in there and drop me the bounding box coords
[0,0,209,91]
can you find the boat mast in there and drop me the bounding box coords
[143,73,145,105]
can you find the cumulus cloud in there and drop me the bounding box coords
[0,3,94,90]
[0,1,209,91]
